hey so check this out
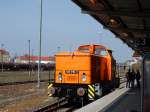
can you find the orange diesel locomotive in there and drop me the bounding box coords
[48,44,119,101]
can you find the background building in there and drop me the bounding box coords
[125,51,142,71]
[0,49,10,62]
[15,55,55,64]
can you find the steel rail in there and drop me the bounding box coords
[35,98,75,112]
[0,79,54,86]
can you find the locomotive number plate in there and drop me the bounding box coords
[67,76,77,81]
[65,70,79,74]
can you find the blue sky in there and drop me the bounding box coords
[0,0,133,62]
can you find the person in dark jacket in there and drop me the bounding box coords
[131,69,136,88]
[126,69,132,88]
[136,70,141,88]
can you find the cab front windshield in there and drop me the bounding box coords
[78,47,89,53]
[95,48,107,56]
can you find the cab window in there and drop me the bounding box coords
[100,50,107,56]
[94,48,101,55]
[94,48,107,56]
[78,47,89,53]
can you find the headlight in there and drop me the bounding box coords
[58,72,62,81]
[82,73,86,81]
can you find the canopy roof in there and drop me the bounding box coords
[72,0,150,53]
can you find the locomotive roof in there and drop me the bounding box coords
[79,44,109,50]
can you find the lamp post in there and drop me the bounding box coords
[32,49,34,57]
[1,44,4,72]
[28,40,31,77]
[31,49,34,74]
[37,0,43,88]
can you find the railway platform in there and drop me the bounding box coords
[75,85,141,112]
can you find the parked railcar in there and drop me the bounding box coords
[0,62,55,71]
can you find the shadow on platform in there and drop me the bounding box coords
[104,87,141,112]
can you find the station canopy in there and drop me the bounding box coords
[72,0,150,54]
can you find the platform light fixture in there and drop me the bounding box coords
[129,39,134,43]
[122,32,128,37]
[89,0,97,5]
[109,18,118,27]
[110,19,116,23]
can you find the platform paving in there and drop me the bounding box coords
[104,87,141,112]
[75,85,141,112]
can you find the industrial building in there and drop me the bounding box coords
[0,49,10,62]
[14,55,55,64]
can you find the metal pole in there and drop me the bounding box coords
[32,49,34,57]
[28,40,31,77]
[118,63,120,78]
[141,56,144,112]
[1,44,4,72]
[37,0,43,88]
[31,49,34,74]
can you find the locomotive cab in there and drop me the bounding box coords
[48,44,119,102]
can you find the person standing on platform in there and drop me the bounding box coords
[135,70,141,88]
[126,69,131,88]
[131,69,136,88]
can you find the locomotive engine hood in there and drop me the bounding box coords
[55,51,92,84]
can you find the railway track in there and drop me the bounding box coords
[119,76,126,84]
[0,75,125,87]
[35,98,75,112]
[0,75,126,112]
[0,79,54,86]
[35,76,126,112]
